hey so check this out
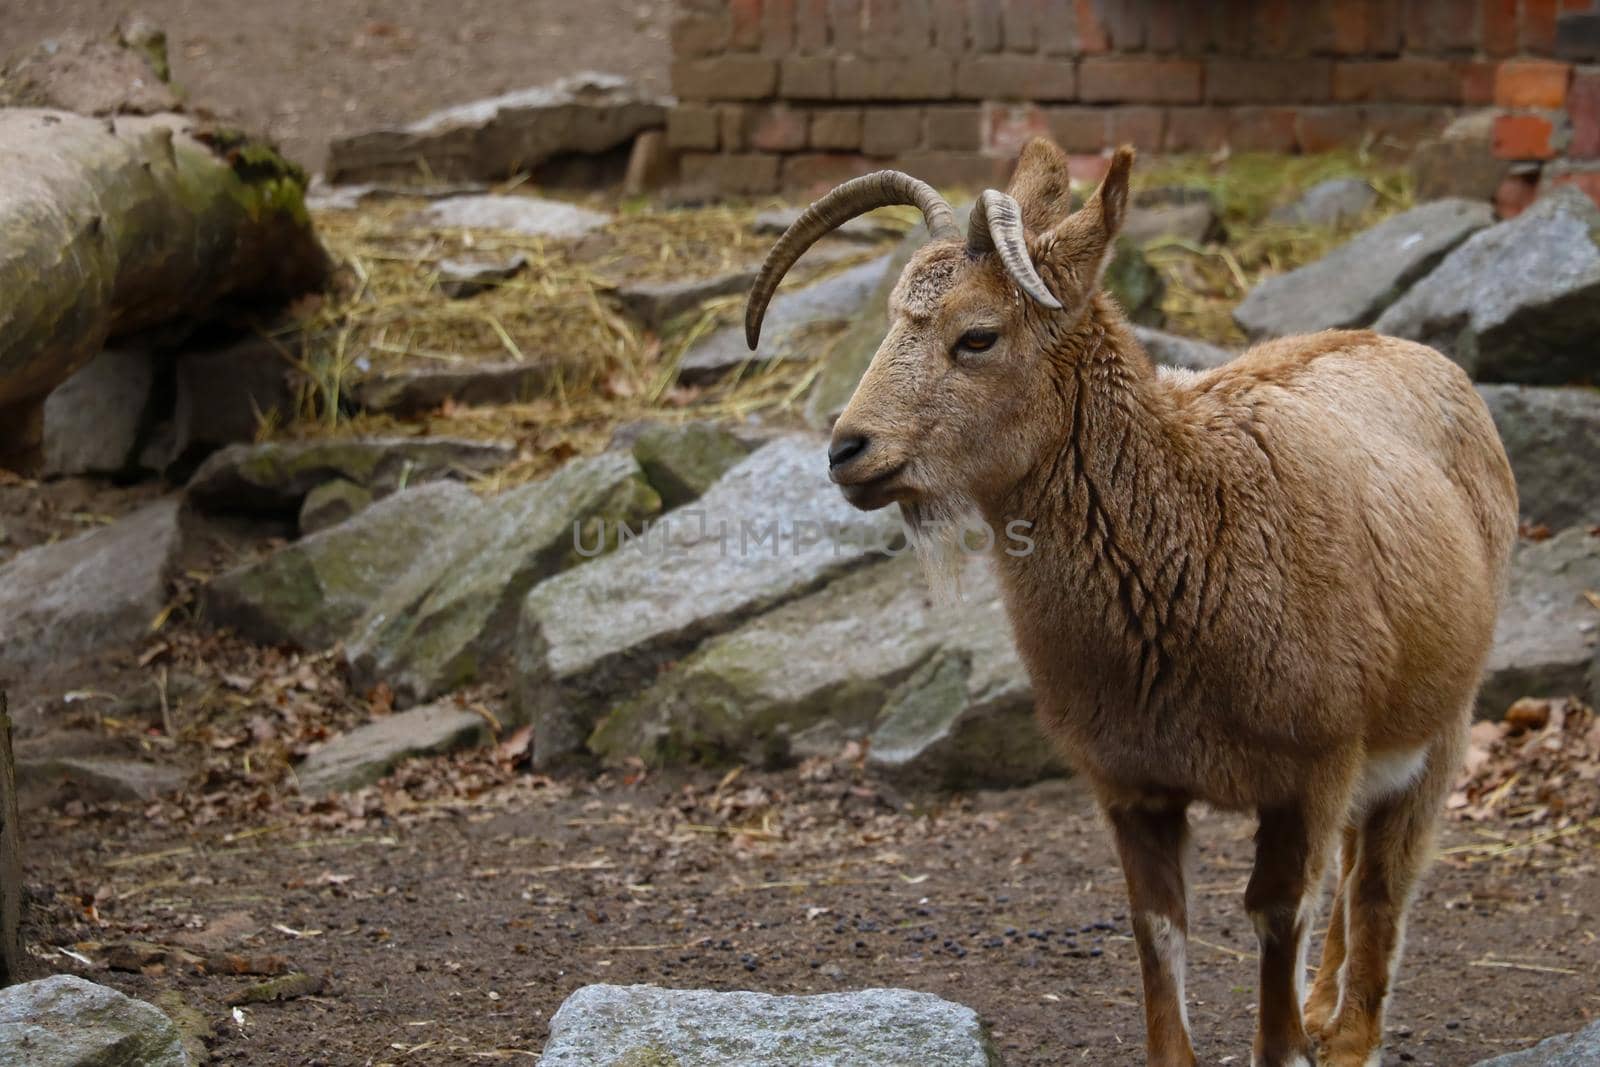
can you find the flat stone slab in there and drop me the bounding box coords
[17,756,185,803]
[1123,198,1221,247]
[42,347,154,476]
[591,555,1057,787]
[1267,177,1377,226]
[418,195,611,239]
[296,701,489,794]
[1481,527,1600,717]
[613,269,759,331]
[1471,1020,1600,1066]
[1478,384,1600,531]
[515,433,901,764]
[1235,198,1492,339]
[0,499,182,677]
[187,437,515,515]
[754,207,907,242]
[1133,326,1234,372]
[206,482,483,650]
[348,360,572,417]
[326,71,667,185]
[1375,187,1600,385]
[538,984,1001,1067]
[678,256,890,386]
[0,974,189,1066]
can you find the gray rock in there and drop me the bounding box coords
[326,72,667,185]
[436,251,527,298]
[16,756,185,803]
[1478,385,1600,531]
[591,556,1057,786]
[1471,1020,1600,1066]
[206,482,482,650]
[1267,177,1377,227]
[186,436,514,515]
[1374,187,1600,385]
[347,451,660,705]
[679,256,890,386]
[1105,237,1166,326]
[1133,326,1234,372]
[1123,199,1222,247]
[298,478,373,535]
[538,984,1000,1067]
[0,974,189,1066]
[1236,198,1493,339]
[41,348,154,476]
[165,336,296,466]
[348,361,571,417]
[0,499,182,678]
[1414,114,1510,203]
[614,269,759,332]
[515,434,901,764]
[295,701,488,794]
[418,195,611,239]
[631,421,752,509]
[1481,528,1600,718]
[754,207,906,243]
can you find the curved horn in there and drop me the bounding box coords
[967,190,1062,310]
[745,171,959,349]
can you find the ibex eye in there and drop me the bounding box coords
[955,329,999,355]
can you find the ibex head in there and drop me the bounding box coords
[747,139,1134,535]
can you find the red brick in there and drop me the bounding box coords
[680,152,780,194]
[1206,1,1254,56]
[1039,0,1079,55]
[1481,0,1520,57]
[1524,0,1560,54]
[1330,0,1371,53]
[1145,0,1182,52]
[671,13,731,57]
[762,0,795,55]
[1107,106,1165,151]
[1367,0,1406,54]
[898,0,933,54]
[730,0,763,50]
[1460,61,1498,106]
[781,56,834,98]
[1162,107,1230,153]
[925,106,983,151]
[1362,105,1454,149]
[1294,107,1368,152]
[718,105,752,151]
[862,107,924,156]
[666,106,720,151]
[969,0,1004,52]
[1333,59,1464,103]
[835,56,954,99]
[1570,68,1600,157]
[1065,152,1112,184]
[895,151,1013,190]
[781,152,874,194]
[829,0,862,53]
[1289,3,1338,55]
[933,0,966,52]
[1495,172,1541,218]
[795,0,830,51]
[860,0,901,57]
[751,106,809,151]
[1404,0,1478,54]
[956,56,1076,101]
[1250,0,1293,55]
[1228,107,1298,152]
[1175,3,1212,52]
[1546,165,1600,210]
[982,103,1052,157]
[672,57,779,101]
[1494,59,1573,109]
[1080,57,1203,104]
[1492,112,1560,159]
[1044,106,1109,152]
[1075,0,1110,53]
[810,109,864,151]
[1206,59,1332,104]
[1002,0,1040,52]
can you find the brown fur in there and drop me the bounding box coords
[828,140,1518,1066]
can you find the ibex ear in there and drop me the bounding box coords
[1038,145,1135,295]
[1006,137,1075,233]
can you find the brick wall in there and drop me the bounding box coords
[668,0,1600,197]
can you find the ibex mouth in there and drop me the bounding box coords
[834,461,909,511]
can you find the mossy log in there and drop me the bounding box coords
[0,109,328,469]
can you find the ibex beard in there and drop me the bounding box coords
[747,139,1518,1067]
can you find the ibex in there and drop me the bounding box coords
[746,139,1517,1067]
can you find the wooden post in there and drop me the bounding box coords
[0,691,21,985]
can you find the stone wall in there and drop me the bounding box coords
[668,0,1600,196]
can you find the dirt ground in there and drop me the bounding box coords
[20,751,1600,1066]
[3,0,675,172]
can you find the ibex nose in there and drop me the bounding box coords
[828,433,870,470]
